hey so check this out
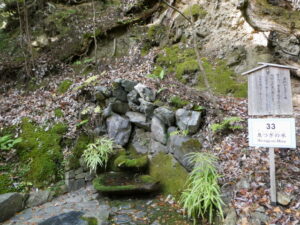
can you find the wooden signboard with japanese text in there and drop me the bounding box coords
[244,63,298,205]
[247,66,293,115]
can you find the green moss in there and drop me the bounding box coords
[253,0,300,29]
[68,134,92,170]
[147,24,166,44]
[182,139,202,150]
[211,117,244,134]
[139,175,157,184]
[175,59,199,82]
[81,217,98,225]
[54,108,64,118]
[149,153,188,197]
[57,80,73,94]
[16,118,67,187]
[183,4,207,19]
[0,173,16,194]
[169,96,190,108]
[155,45,199,82]
[198,58,247,97]
[114,154,148,171]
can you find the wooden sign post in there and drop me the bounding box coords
[243,63,298,205]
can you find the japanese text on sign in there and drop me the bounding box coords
[248,118,296,148]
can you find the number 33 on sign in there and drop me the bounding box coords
[248,118,296,148]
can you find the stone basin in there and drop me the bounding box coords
[92,172,160,195]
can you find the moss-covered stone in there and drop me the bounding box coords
[114,154,148,171]
[198,58,247,97]
[175,59,198,83]
[16,118,68,187]
[251,0,300,30]
[155,44,199,82]
[183,4,207,19]
[93,172,159,194]
[112,146,148,172]
[57,79,73,94]
[149,153,188,198]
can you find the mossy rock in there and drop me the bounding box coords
[149,153,188,198]
[198,58,247,97]
[112,146,149,172]
[93,172,160,195]
[250,0,300,31]
[16,118,68,187]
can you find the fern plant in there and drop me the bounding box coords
[180,152,223,224]
[0,135,22,151]
[211,117,243,134]
[83,137,114,172]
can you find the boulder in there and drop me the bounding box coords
[66,179,86,192]
[0,192,24,222]
[134,83,156,102]
[151,117,167,145]
[111,100,129,114]
[106,114,132,146]
[38,211,88,225]
[168,135,202,170]
[175,109,202,134]
[117,79,138,92]
[113,152,149,171]
[131,129,151,154]
[103,105,113,118]
[112,84,128,102]
[93,172,159,195]
[26,190,52,208]
[125,111,150,130]
[127,90,140,104]
[150,139,169,154]
[139,98,156,118]
[93,86,111,101]
[154,107,175,127]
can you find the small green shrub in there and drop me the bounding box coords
[170,96,190,108]
[147,69,165,80]
[180,152,223,224]
[211,117,243,134]
[83,137,114,172]
[57,80,73,94]
[0,134,22,151]
[183,4,207,19]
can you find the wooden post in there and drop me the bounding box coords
[269,147,277,205]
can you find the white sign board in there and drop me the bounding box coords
[248,118,296,148]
